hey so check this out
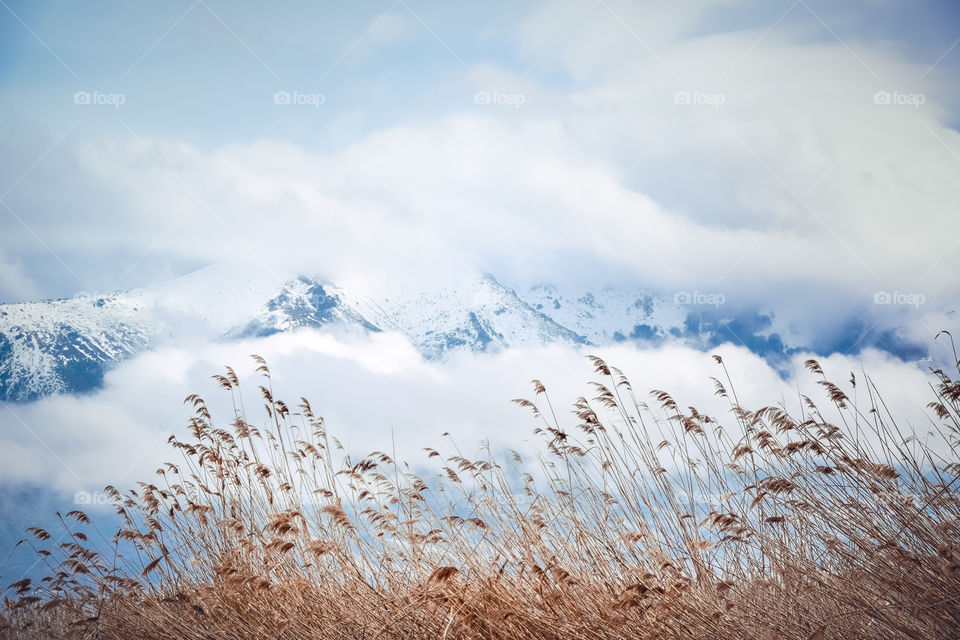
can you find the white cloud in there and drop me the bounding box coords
[24,86,952,334]
[0,329,944,495]
[0,251,38,302]
[2,5,958,328]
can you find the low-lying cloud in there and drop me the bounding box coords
[0,329,946,497]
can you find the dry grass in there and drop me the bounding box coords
[3,350,960,639]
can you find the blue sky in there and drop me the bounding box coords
[2,1,958,140]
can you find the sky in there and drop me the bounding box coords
[1,0,960,580]
[1,0,958,316]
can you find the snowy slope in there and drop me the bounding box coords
[0,294,161,401]
[520,285,686,344]
[0,263,296,402]
[124,262,285,332]
[337,274,588,359]
[232,276,381,338]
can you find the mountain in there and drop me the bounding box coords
[336,275,589,359]
[233,276,381,338]
[0,268,594,402]
[0,294,161,401]
[521,284,685,344]
[0,265,929,403]
[0,263,289,401]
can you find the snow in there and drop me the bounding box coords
[0,263,803,402]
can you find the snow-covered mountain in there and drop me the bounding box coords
[0,267,597,401]
[0,265,929,402]
[521,284,686,344]
[232,276,381,339]
[0,294,161,401]
[337,275,589,360]
[230,273,589,358]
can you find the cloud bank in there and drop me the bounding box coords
[0,3,957,314]
[0,329,947,496]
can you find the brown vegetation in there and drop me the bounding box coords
[3,351,960,639]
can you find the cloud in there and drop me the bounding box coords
[1,0,957,334]
[0,328,945,495]
[4,85,956,341]
[0,250,37,302]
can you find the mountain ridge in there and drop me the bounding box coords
[0,265,928,402]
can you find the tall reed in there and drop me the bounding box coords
[3,350,959,639]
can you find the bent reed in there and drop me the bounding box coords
[3,349,960,639]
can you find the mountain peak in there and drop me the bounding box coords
[4,266,921,403]
[234,276,380,338]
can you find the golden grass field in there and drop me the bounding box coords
[3,350,960,639]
